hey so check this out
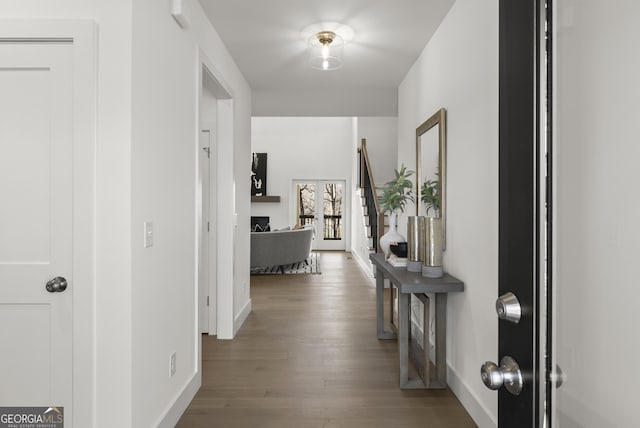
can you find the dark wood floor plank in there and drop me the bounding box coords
[177,252,476,427]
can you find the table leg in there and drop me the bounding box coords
[433,292,448,388]
[402,293,432,389]
[398,291,410,387]
[422,294,431,387]
[389,283,397,333]
[376,266,396,340]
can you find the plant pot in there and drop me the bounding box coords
[419,216,443,278]
[380,211,405,257]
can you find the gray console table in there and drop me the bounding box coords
[369,253,464,389]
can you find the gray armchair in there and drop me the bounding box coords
[250,227,314,270]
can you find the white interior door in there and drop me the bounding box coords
[0,41,74,413]
[198,130,211,333]
[294,180,346,251]
[552,2,640,426]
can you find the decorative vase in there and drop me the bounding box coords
[406,216,423,272]
[419,216,443,278]
[379,211,405,257]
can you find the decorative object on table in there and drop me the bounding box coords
[419,173,443,277]
[378,164,414,257]
[389,242,408,258]
[406,216,423,272]
[387,254,408,267]
[419,216,443,278]
[250,152,267,196]
[388,243,408,268]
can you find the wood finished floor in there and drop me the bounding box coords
[177,252,476,428]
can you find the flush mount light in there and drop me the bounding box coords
[308,30,344,71]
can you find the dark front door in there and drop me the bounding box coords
[481,0,549,426]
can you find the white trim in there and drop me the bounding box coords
[0,19,98,427]
[155,372,201,428]
[447,364,497,428]
[350,249,375,283]
[234,298,252,336]
[197,48,236,340]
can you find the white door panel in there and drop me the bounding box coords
[0,42,73,413]
[553,2,640,426]
[199,129,212,334]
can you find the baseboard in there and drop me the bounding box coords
[156,371,201,427]
[234,298,252,336]
[447,363,497,428]
[351,249,375,284]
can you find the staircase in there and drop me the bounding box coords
[358,191,388,254]
[358,139,386,256]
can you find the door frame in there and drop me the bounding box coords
[0,20,97,425]
[197,50,235,340]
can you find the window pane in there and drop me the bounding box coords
[323,183,343,240]
[297,183,315,226]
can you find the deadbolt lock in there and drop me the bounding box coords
[496,292,522,324]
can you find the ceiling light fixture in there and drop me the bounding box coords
[309,30,344,71]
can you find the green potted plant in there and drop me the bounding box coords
[378,164,414,256]
[379,164,415,214]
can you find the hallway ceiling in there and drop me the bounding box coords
[198,0,455,116]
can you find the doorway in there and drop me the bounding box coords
[293,180,347,251]
[198,57,233,337]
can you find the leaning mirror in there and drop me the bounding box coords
[416,108,447,249]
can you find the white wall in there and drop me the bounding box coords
[397,0,498,426]
[0,1,252,427]
[252,88,397,117]
[188,4,253,339]
[554,2,640,427]
[131,1,251,426]
[130,1,194,426]
[357,117,398,186]
[251,117,353,236]
[351,117,398,274]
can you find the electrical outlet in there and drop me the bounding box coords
[169,352,176,377]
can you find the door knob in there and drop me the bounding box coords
[481,356,523,395]
[46,276,68,293]
[550,364,565,389]
[496,292,521,324]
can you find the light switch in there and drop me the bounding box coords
[144,221,154,248]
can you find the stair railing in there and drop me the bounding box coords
[358,138,385,253]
